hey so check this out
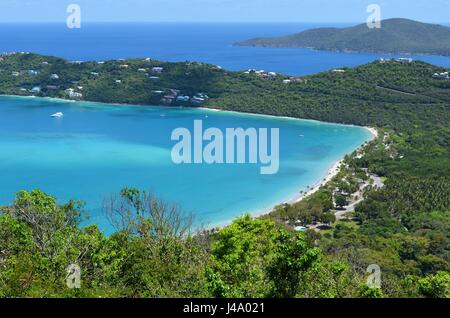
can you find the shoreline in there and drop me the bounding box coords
[0,93,378,230]
[1,94,375,132]
[212,126,378,229]
[260,125,378,214]
[289,124,378,204]
[234,44,450,59]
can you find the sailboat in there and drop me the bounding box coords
[51,112,64,118]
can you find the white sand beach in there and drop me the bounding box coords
[248,126,378,221]
[287,126,378,205]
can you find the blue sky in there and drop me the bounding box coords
[0,0,449,23]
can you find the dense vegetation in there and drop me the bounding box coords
[1,189,447,298]
[236,18,450,56]
[0,52,449,298]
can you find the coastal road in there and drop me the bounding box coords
[335,174,384,220]
[370,173,384,189]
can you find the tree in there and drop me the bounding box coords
[103,187,193,239]
[320,212,337,225]
[0,190,87,297]
[210,215,278,297]
[1,189,83,251]
[267,231,321,297]
[335,194,348,209]
[418,271,450,298]
[211,215,322,298]
[359,285,384,298]
[102,188,209,297]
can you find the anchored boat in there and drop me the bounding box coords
[51,112,64,118]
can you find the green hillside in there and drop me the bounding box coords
[237,19,450,56]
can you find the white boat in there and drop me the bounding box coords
[51,112,64,118]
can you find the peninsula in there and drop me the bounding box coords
[236,18,450,56]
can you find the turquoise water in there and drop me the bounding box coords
[0,96,372,232]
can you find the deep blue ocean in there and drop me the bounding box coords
[1,22,450,75]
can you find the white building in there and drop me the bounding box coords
[31,86,41,93]
[433,72,449,79]
[151,67,164,74]
[395,58,413,63]
[65,88,83,99]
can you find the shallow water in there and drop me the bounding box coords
[0,96,372,232]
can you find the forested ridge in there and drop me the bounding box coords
[0,53,449,298]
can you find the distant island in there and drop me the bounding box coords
[236,18,450,56]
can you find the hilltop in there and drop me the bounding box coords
[236,19,450,56]
[0,52,449,298]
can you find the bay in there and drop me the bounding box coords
[0,95,372,232]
